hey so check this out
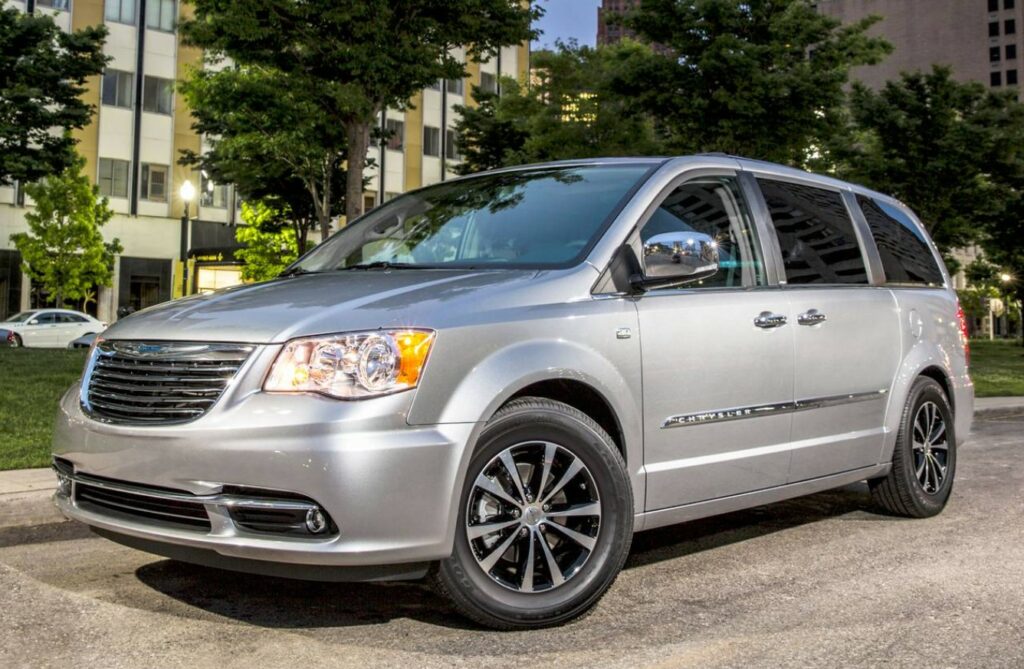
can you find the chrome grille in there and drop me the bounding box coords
[83,341,254,425]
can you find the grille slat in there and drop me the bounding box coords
[75,482,212,530]
[83,341,253,425]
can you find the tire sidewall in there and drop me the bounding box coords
[440,402,633,626]
[896,378,957,514]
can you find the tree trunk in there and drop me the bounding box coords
[345,120,371,225]
[318,159,333,241]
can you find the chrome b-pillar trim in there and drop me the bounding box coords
[661,389,888,429]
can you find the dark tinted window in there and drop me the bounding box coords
[58,313,88,323]
[640,177,764,288]
[856,195,944,287]
[33,312,57,324]
[758,179,869,285]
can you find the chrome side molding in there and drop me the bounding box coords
[662,389,888,429]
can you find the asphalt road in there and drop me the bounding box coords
[1,410,1022,669]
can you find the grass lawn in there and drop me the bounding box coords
[0,348,87,471]
[0,339,1021,472]
[970,338,1024,397]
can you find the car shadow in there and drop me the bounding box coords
[133,482,883,631]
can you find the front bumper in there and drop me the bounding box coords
[53,381,478,570]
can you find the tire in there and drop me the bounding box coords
[434,397,633,629]
[9,334,22,348]
[870,377,957,518]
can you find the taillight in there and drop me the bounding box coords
[955,302,970,367]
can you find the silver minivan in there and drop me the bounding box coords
[53,156,973,629]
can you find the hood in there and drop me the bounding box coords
[103,269,543,343]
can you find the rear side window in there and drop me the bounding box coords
[856,195,944,287]
[757,179,869,285]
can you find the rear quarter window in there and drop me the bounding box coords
[856,195,944,287]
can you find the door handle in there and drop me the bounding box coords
[754,311,788,329]
[797,309,827,326]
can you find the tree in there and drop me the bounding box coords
[178,64,348,247]
[182,0,538,225]
[836,67,1024,253]
[234,201,299,282]
[616,0,890,163]
[0,7,107,185]
[9,156,122,307]
[454,40,664,172]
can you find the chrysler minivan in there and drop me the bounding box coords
[52,155,973,629]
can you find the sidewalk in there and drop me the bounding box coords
[3,398,1023,531]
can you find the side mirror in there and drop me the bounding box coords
[28,319,39,326]
[631,231,720,291]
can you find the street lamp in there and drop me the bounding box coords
[180,180,196,297]
[1000,272,1013,284]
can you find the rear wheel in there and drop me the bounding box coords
[434,397,633,629]
[870,377,957,517]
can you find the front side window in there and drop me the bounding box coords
[146,0,176,31]
[141,163,168,201]
[105,0,136,24]
[142,76,173,114]
[33,312,58,324]
[640,177,765,289]
[101,70,134,108]
[291,164,656,272]
[98,158,130,198]
[758,178,869,285]
[856,195,944,287]
[423,126,441,157]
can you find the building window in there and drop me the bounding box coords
[427,80,442,91]
[385,119,404,151]
[1008,69,1019,85]
[101,70,134,108]
[990,0,999,10]
[992,70,1003,86]
[1008,44,1018,59]
[36,0,71,11]
[98,159,130,198]
[991,45,1002,62]
[423,126,441,157]
[990,21,1000,37]
[480,71,498,94]
[445,129,461,161]
[146,0,176,32]
[141,164,167,202]
[105,0,136,24]
[446,78,464,96]
[1006,19,1016,34]
[142,75,173,114]
[200,173,229,208]
[1007,0,1016,9]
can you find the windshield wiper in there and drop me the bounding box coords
[337,261,425,271]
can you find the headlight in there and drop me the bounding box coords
[264,329,435,399]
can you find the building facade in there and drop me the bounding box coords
[818,0,1024,97]
[596,0,640,46]
[0,0,529,323]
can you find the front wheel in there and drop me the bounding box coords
[9,333,22,348]
[870,377,957,518]
[434,397,633,629]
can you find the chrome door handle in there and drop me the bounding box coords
[797,309,827,326]
[754,311,788,329]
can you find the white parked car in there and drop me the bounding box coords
[1,309,106,348]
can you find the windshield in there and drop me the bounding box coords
[4,311,37,323]
[291,164,656,273]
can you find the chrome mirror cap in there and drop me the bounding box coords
[633,231,720,291]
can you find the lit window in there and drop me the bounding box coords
[200,173,229,208]
[141,164,168,201]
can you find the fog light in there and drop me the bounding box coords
[305,507,328,534]
[56,474,72,498]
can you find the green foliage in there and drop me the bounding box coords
[618,0,890,163]
[234,201,300,282]
[454,40,664,172]
[182,0,538,223]
[835,67,1023,252]
[0,7,108,184]
[9,156,122,307]
[178,64,347,246]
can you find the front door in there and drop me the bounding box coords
[754,178,900,482]
[636,174,794,511]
